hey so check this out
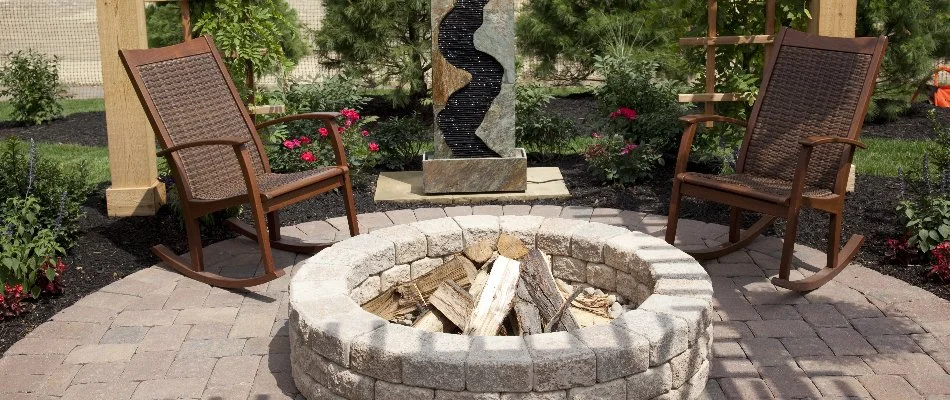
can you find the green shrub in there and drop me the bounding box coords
[313,0,430,106]
[858,0,950,121]
[374,115,429,170]
[0,196,66,299]
[928,109,950,174]
[515,84,576,159]
[0,50,67,125]
[0,139,92,248]
[594,53,688,154]
[516,0,688,81]
[896,155,950,253]
[146,0,309,103]
[284,76,371,115]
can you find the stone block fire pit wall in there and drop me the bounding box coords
[289,216,713,400]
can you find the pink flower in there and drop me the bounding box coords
[282,139,297,149]
[299,136,311,145]
[300,151,316,163]
[340,108,360,122]
[609,107,637,121]
[361,130,370,137]
[591,132,601,139]
[619,143,639,155]
[368,142,380,152]
[318,127,329,137]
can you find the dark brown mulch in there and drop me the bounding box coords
[862,102,950,140]
[0,112,108,147]
[0,98,946,355]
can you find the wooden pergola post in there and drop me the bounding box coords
[809,0,859,191]
[808,0,857,37]
[97,0,166,216]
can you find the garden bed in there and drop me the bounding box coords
[0,99,948,356]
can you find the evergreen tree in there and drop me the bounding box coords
[313,0,430,107]
[857,0,950,120]
[516,0,690,82]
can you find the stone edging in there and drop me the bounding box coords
[289,216,714,399]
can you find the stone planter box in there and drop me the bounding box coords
[289,216,713,399]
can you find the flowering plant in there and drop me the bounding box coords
[885,237,920,266]
[929,242,950,281]
[266,108,381,184]
[1,196,67,299]
[583,107,662,184]
[0,284,26,321]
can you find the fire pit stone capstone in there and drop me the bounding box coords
[289,216,713,399]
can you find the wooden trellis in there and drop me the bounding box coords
[678,0,777,116]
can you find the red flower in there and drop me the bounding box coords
[338,126,345,133]
[619,143,639,155]
[299,136,312,145]
[318,127,329,137]
[591,132,601,139]
[609,107,638,121]
[282,139,297,149]
[368,142,380,152]
[361,130,370,137]
[340,108,360,122]
[300,151,316,163]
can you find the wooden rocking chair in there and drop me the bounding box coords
[665,28,887,292]
[119,36,359,288]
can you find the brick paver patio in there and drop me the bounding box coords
[3,206,950,399]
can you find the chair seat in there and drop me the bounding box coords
[678,172,835,205]
[196,167,343,201]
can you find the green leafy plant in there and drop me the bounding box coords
[594,53,688,154]
[515,84,577,160]
[146,0,309,103]
[0,196,66,299]
[898,195,950,253]
[0,50,67,125]
[284,75,371,115]
[265,108,381,184]
[928,108,950,173]
[516,1,689,82]
[313,0,430,107]
[373,115,429,170]
[858,0,950,121]
[0,139,92,248]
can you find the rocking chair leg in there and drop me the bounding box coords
[342,173,360,237]
[665,182,683,245]
[185,217,204,272]
[267,211,281,242]
[728,207,742,243]
[249,200,279,277]
[778,209,801,282]
[827,213,842,269]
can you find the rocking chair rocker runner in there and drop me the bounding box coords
[665,28,888,292]
[119,36,360,288]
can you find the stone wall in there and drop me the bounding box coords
[289,216,713,399]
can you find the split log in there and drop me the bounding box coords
[512,278,543,335]
[430,281,474,330]
[364,255,474,320]
[463,240,495,264]
[519,248,579,332]
[469,269,490,299]
[464,256,521,336]
[412,309,455,332]
[572,307,613,328]
[497,233,529,260]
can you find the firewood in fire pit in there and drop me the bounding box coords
[497,233,529,260]
[429,281,474,330]
[519,248,579,332]
[463,240,495,264]
[464,256,521,336]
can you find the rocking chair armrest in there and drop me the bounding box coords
[253,112,341,131]
[673,115,748,175]
[798,136,868,149]
[254,112,349,168]
[157,137,251,157]
[679,114,748,127]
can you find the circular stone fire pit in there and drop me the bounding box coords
[289,215,713,399]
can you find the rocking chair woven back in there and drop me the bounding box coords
[739,28,885,193]
[119,37,270,201]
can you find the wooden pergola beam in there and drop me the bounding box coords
[808,0,857,38]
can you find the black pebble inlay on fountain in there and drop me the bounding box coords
[438,0,503,158]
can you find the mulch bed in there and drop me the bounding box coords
[1,98,948,355]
